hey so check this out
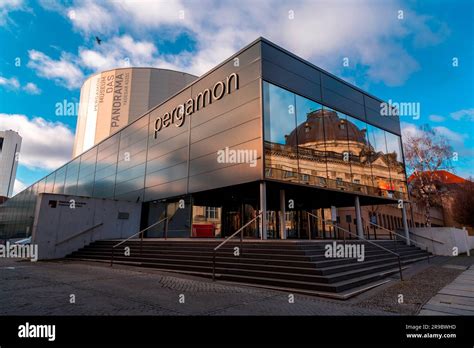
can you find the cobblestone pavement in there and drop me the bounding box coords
[0,258,390,316]
[2,254,471,316]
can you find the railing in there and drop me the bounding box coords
[409,231,444,245]
[55,222,103,246]
[369,222,431,264]
[110,217,168,267]
[212,212,263,281]
[306,212,404,280]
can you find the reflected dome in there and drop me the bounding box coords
[285,109,368,146]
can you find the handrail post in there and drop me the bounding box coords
[110,217,168,266]
[240,226,243,258]
[307,212,311,240]
[398,256,403,281]
[212,251,216,281]
[165,218,169,240]
[212,213,262,282]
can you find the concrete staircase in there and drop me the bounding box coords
[66,240,430,297]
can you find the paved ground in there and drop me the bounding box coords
[1,254,472,316]
[419,265,474,316]
[0,258,389,316]
[347,255,474,315]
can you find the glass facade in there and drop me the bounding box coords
[263,81,407,199]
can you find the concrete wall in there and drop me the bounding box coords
[31,193,141,260]
[410,227,474,256]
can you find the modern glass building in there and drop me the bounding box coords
[0,37,408,241]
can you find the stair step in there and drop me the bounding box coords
[66,239,431,295]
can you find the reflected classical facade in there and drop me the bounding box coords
[263,82,407,200]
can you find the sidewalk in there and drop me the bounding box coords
[419,265,474,315]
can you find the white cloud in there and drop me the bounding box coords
[12,179,26,196]
[0,75,20,90]
[38,0,448,87]
[67,0,116,34]
[451,108,474,122]
[79,35,159,71]
[0,0,25,26]
[27,49,84,89]
[0,75,41,94]
[0,113,74,170]
[433,126,469,144]
[401,121,471,162]
[428,114,445,122]
[23,82,41,95]
[401,122,468,143]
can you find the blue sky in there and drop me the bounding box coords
[0,0,473,194]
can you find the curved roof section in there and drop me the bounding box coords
[286,109,367,146]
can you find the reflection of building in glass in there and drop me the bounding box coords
[264,83,407,200]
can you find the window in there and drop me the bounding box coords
[0,137,3,153]
[336,177,343,185]
[206,207,219,220]
[263,82,299,183]
[262,81,407,199]
[318,177,326,186]
[301,174,309,182]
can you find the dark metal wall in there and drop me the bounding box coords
[260,40,401,136]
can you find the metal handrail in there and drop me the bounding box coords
[306,212,404,280]
[369,222,431,263]
[212,212,263,281]
[409,231,444,245]
[55,222,103,246]
[110,217,168,267]
[370,222,425,248]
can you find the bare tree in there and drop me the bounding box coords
[451,179,474,227]
[403,125,453,227]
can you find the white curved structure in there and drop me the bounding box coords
[73,67,197,157]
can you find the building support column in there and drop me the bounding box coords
[402,202,410,246]
[260,181,267,240]
[355,196,364,238]
[279,189,286,239]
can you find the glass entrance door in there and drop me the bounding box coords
[221,203,259,238]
